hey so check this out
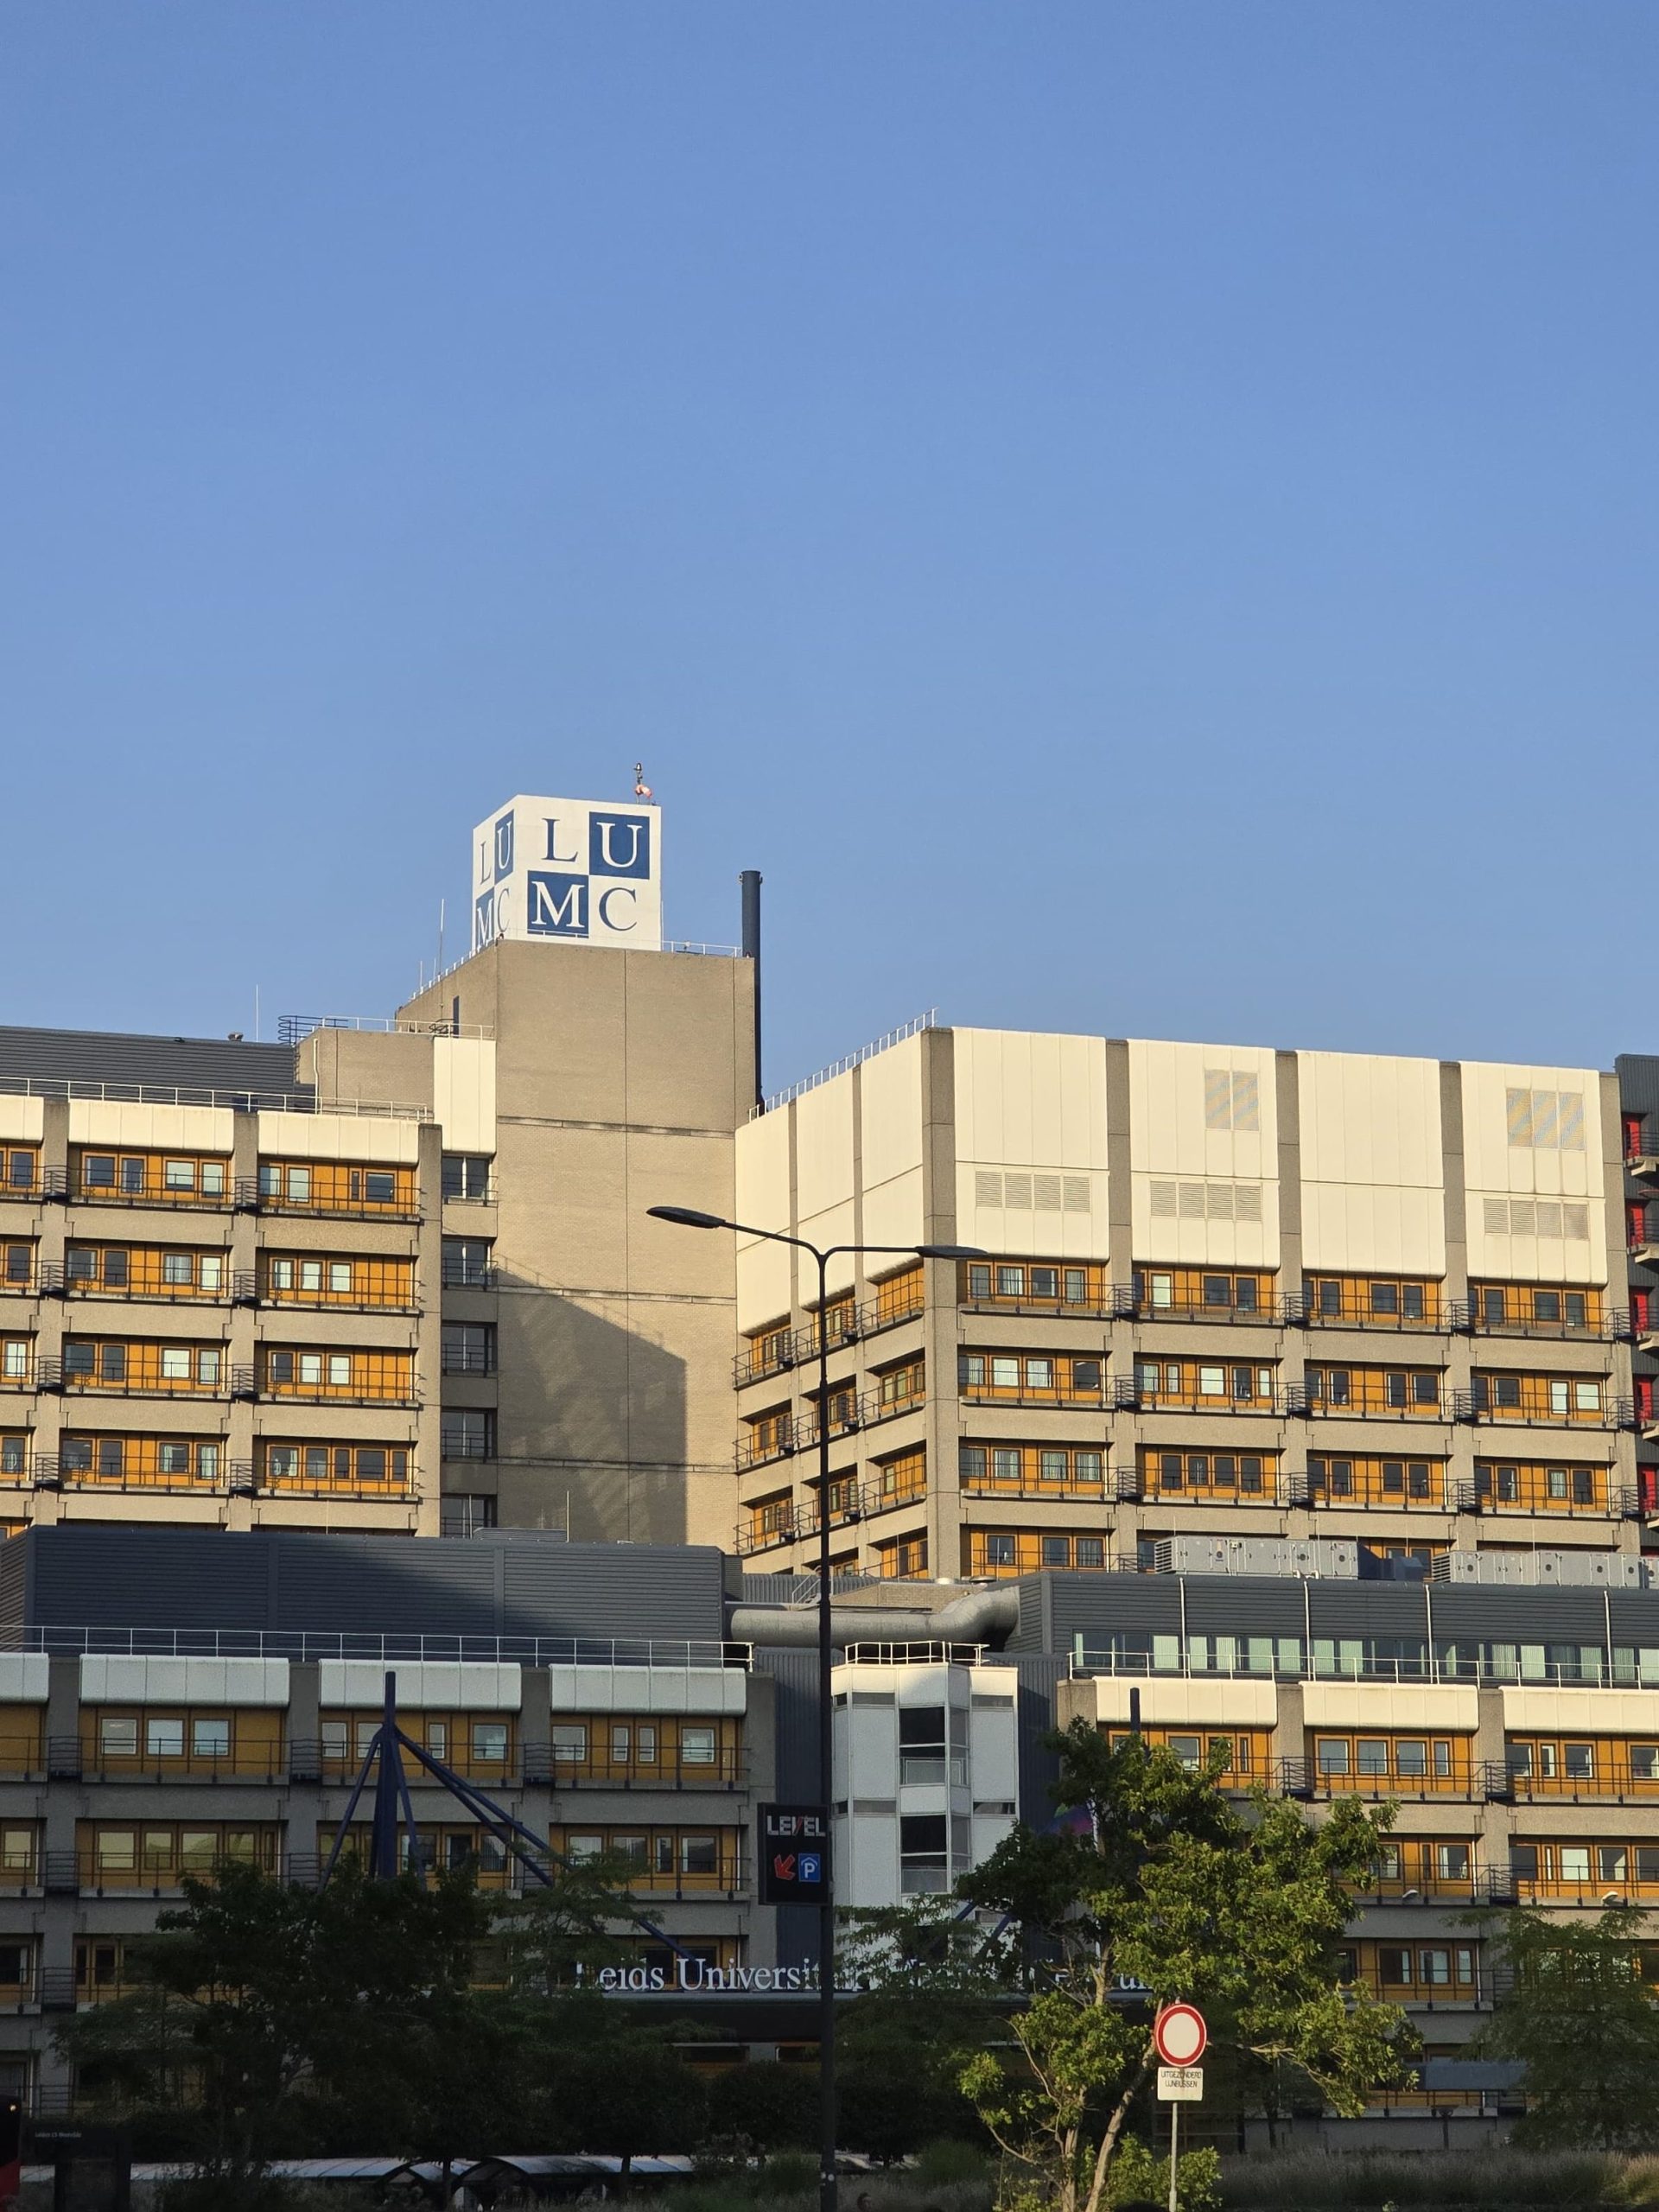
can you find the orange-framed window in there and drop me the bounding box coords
[959,1351,1102,1403]
[72,1150,229,1205]
[1470,1283,1603,1333]
[1356,1837,1480,1899]
[64,1244,231,1300]
[74,1937,132,2005]
[1335,1940,1481,2001]
[874,1356,926,1410]
[260,1254,415,1308]
[0,1338,34,1389]
[1141,1447,1276,1499]
[1510,1840,1659,1902]
[1303,1274,1442,1327]
[0,1242,35,1293]
[742,1320,795,1382]
[959,1442,1109,1497]
[256,1160,417,1217]
[324,1821,514,1888]
[1311,1732,1475,1796]
[550,1825,741,1894]
[1471,1371,1611,1422]
[546,1714,742,1788]
[76,1821,279,1891]
[1506,1738,1659,1797]
[1135,1357,1278,1408]
[1308,1454,1446,1506]
[1473,1459,1608,1510]
[61,1339,226,1394]
[963,1258,1111,1312]
[260,1442,411,1493]
[874,1531,929,1580]
[0,1433,24,1479]
[259,1347,414,1402]
[0,1149,40,1195]
[869,1447,926,1509]
[1306,1364,1442,1414]
[321,1711,515,1783]
[59,1434,225,1489]
[874,1265,925,1325]
[968,1528,1111,1578]
[1134,1267,1274,1319]
[0,1825,38,1889]
[740,1406,794,1468]
[0,1706,43,1777]
[1103,1726,1271,1782]
[81,1707,283,1780]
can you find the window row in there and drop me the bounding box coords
[960,1351,1102,1399]
[1135,1359,1277,1407]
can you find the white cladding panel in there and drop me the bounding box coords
[734,1106,793,1330]
[79,1656,290,1707]
[1503,1688,1659,1733]
[67,1101,235,1151]
[433,1038,497,1154]
[1300,1683,1479,1731]
[257,1111,421,1166]
[545,1665,746,1715]
[1088,1678,1279,1727]
[951,1029,1109,1260]
[1128,1040,1279,1267]
[1298,1052,1446,1274]
[860,1035,926,1253]
[1461,1061,1607,1285]
[319,1661,521,1710]
[795,1075,858,1299]
[0,1655,49,1703]
[0,1100,44,1144]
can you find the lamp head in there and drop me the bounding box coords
[916,1243,990,1262]
[647,1205,728,1231]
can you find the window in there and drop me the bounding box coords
[99,1718,137,1759]
[1041,1536,1071,1567]
[163,1160,194,1192]
[1435,1844,1471,1881]
[682,1726,717,1766]
[984,1533,1015,1567]
[328,1262,352,1295]
[2,1245,29,1285]
[1564,1743,1594,1781]
[1420,1948,1451,1986]
[327,1355,350,1388]
[193,1719,230,1758]
[681,1834,718,1877]
[470,1722,509,1764]
[1076,1536,1105,1568]
[364,1172,396,1205]
[442,1324,495,1376]
[443,1410,495,1459]
[5,1153,35,1189]
[146,1719,184,1760]
[550,1725,588,1764]
[160,1347,190,1382]
[442,1154,493,1202]
[1317,1740,1350,1776]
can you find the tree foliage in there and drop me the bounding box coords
[867,1724,1416,2212]
[1476,1904,1659,2151]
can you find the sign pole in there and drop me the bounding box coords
[1166,2095,1179,2212]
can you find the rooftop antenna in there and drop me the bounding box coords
[436,897,446,982]
[633,761,653,799]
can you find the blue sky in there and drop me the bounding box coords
[2,5,1654,1089]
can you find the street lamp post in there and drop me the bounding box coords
[648,1205,983,2212]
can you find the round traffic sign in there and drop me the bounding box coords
[1154,2004,1207,2066]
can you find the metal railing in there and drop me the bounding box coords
[523,1747,747,1789]
[60,1739,288,1785]
[441,1262,499,1291]
[233,1462,416,1502]
[735,1471,928,1554]
[1069,1647,1658,1688]
[280,1014,494,1044]
[12,1626,751,1666]
[960,1463,1139,1504]
[753,1010,939,1118]
[736,1389,921,1471]
[1452,1390,1635,1429]
[238,1177,423,1222]
[440,1344,495,1376]
[1117,1375,1297,1415]
[963,1284,1136,1322]
[0,1073,433,1120]
[1453,1475,1641,1518]
[734,1286,927,1386]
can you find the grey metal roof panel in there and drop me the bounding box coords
[0,1024,305,1101]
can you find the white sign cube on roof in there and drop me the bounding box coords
[472,795,663,953]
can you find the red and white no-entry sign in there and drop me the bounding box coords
[1154,2004,1207,2066]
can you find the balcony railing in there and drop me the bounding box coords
[737,1389,922,1472]
[33,1459,232,1496]
[237,1461,416,1502]
[735,1286,927,1387]
[17,1626,751,1666]
[37,1262,240,1305]
[1276,1755,1500,1803]
[64,1739,288,1785]
[1452,1390,1634,1430]
[1452,1475,1640,1518]
[1116,1375,1294,1415]
[735,1468,928,1555]
[960,1462,1139,1504]
[441,1262,499,1291]
[236,1178,422,1223]
[523,1746,747,1789]
[255,1374,420,1408]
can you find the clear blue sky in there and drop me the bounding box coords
[3,5,1654,1089]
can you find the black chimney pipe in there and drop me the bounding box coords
[739,869,763,1110]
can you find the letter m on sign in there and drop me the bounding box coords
[527,872,588,938]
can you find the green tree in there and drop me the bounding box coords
[1476,1904,1659,2150]
[937,1723,1415,2212]
[705,2060,818,2153]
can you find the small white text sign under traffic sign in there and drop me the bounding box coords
[1157,2067,1205,2102]
[1152,2002,1208,2066]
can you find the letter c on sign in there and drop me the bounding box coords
[597,885,638,932]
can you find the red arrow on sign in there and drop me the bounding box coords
[1154,2004,1207,2066]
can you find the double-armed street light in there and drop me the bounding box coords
[648,1205,985,2212]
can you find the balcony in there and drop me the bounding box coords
[236,1459,417,1502]
[960,1461,1138,1505]
[255,1373,420,1408]
[735,1283,926,1388]
[735,1466,927,1555]
[1452,1299,1629,1344]
[0,1357,43,1392]
[522,1745,747,1789]
[736,1388,922,1473]
[1452,1389,1634,1431]
[1117,1374,1295,1416]
[237,1177,422,1224]
[1452,1473,1639,1518]
[39,1262,237,1305]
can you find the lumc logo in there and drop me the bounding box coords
[472,794,663,953]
